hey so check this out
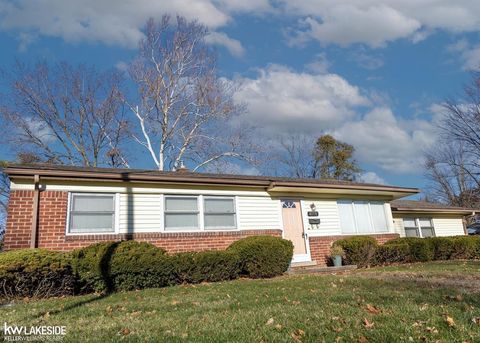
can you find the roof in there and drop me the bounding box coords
[391,200,476,214]
[3,163,420,198]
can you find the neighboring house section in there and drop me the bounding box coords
[3,164,470,266]
[391,200,473,238]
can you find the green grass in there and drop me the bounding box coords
[358,260,480,276]
[1,261,480,342]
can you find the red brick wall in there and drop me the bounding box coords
[4,190,34,250]
[3,189,281,252]
[308,233,400,266]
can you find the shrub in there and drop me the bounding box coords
[386,237,434,262]
[429,237,454,260]
[450,236,478,259]
[332,236,378,267]
[375,244,410,265]
[171,250,240,284]
[71,241,170,293]
[228,236,293,278]
[0,249,74,299]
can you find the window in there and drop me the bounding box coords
[204,197,236,230]
[164,196,199,230]
[68,193,115,233]
[337,200,389,234]
[403,218,435,238]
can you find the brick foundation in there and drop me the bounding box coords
[3,190,281,253]
[308,233,400,266]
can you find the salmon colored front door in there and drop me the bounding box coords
[281,200,309,262]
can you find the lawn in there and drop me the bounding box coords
[1,261,480,342]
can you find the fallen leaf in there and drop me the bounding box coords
[445,315,455,327]
[292,301,301,305]
[274,324,283,331]
[358,335,368,343]
[363,318,374,329]
[365,304,381,314]
[472,317,480,325]
[335,336,342,342]
[119,328,130,336]
[426,327,438,334]
[266,318,274,326]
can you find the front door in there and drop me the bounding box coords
[281,200,310,262]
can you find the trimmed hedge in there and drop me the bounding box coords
[0,249,75,299]
[171,250,240,284]
[71,241,171,293]
[332,236,378,267]
[385,237,435,262]
[375,244,410,264]
[227,235,293,278]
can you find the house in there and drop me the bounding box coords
[2,164,473,265]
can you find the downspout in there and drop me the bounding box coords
[30,174,40,248]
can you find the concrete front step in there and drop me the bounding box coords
[290,261,318,268]
[287,264,357,275]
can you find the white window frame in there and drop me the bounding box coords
[338,200,389,235]
[203,196,237,230]
[403,217,435,238]
[66,192,120,235]
[163,195,201,231]
[162,194,239,232]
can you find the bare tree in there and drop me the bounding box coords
[127,16,252,171]
[425,72,480,206]
[271,134,319,178]
[0,61,130,167]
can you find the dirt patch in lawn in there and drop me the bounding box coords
[355,271,480,293]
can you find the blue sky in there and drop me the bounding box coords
[0,1,479,192]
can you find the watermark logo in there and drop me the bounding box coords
[2,323,66,341]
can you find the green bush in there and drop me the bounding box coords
[375,244,410,265]
[450,236,478,259]
[332,236,378,267]
[429,237,454,260]
[386,237,434,262]
[228,236,293,278]
[0,249,74,299]
[171,250,240,284]
[71,241,170,293]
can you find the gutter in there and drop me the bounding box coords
[30,174,41,248]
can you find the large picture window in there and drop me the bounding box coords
[68,193,116,233]
[403,218,435,238]
[204,197,236,230]
[337,200,389,234]
[164,196,199,230]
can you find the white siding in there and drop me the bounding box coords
[393,217,405,237]
[237,196,281,230]
[432,217,465,237]
[301,200,341,236]
[119,193,162,233]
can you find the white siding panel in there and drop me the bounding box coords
[432,217,465,237]
[119,194,162,232]
[393,217,405,237]
[237,197,281,230]
[302,200,341,236]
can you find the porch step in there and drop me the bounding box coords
[290,261,318,268]
[287,264,357,275]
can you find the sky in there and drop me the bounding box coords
[0,0,479,192]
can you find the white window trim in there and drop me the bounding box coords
[403,217,435,238]
[338,200,390,235]
[203,195,237,230]
[163,195,201,231]
[162,194,239,232]
[65,192,119,236]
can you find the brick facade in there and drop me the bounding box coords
[308,233,400,266]
[3,190,281,252]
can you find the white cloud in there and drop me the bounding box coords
[348,49,384,70]
[205,32,245,57]
[0,0,230,47]
[234,65,369,134]
[446,38,480,70]
[332,107,437,173]
[358,171,386,185]
[283,1,480,47]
